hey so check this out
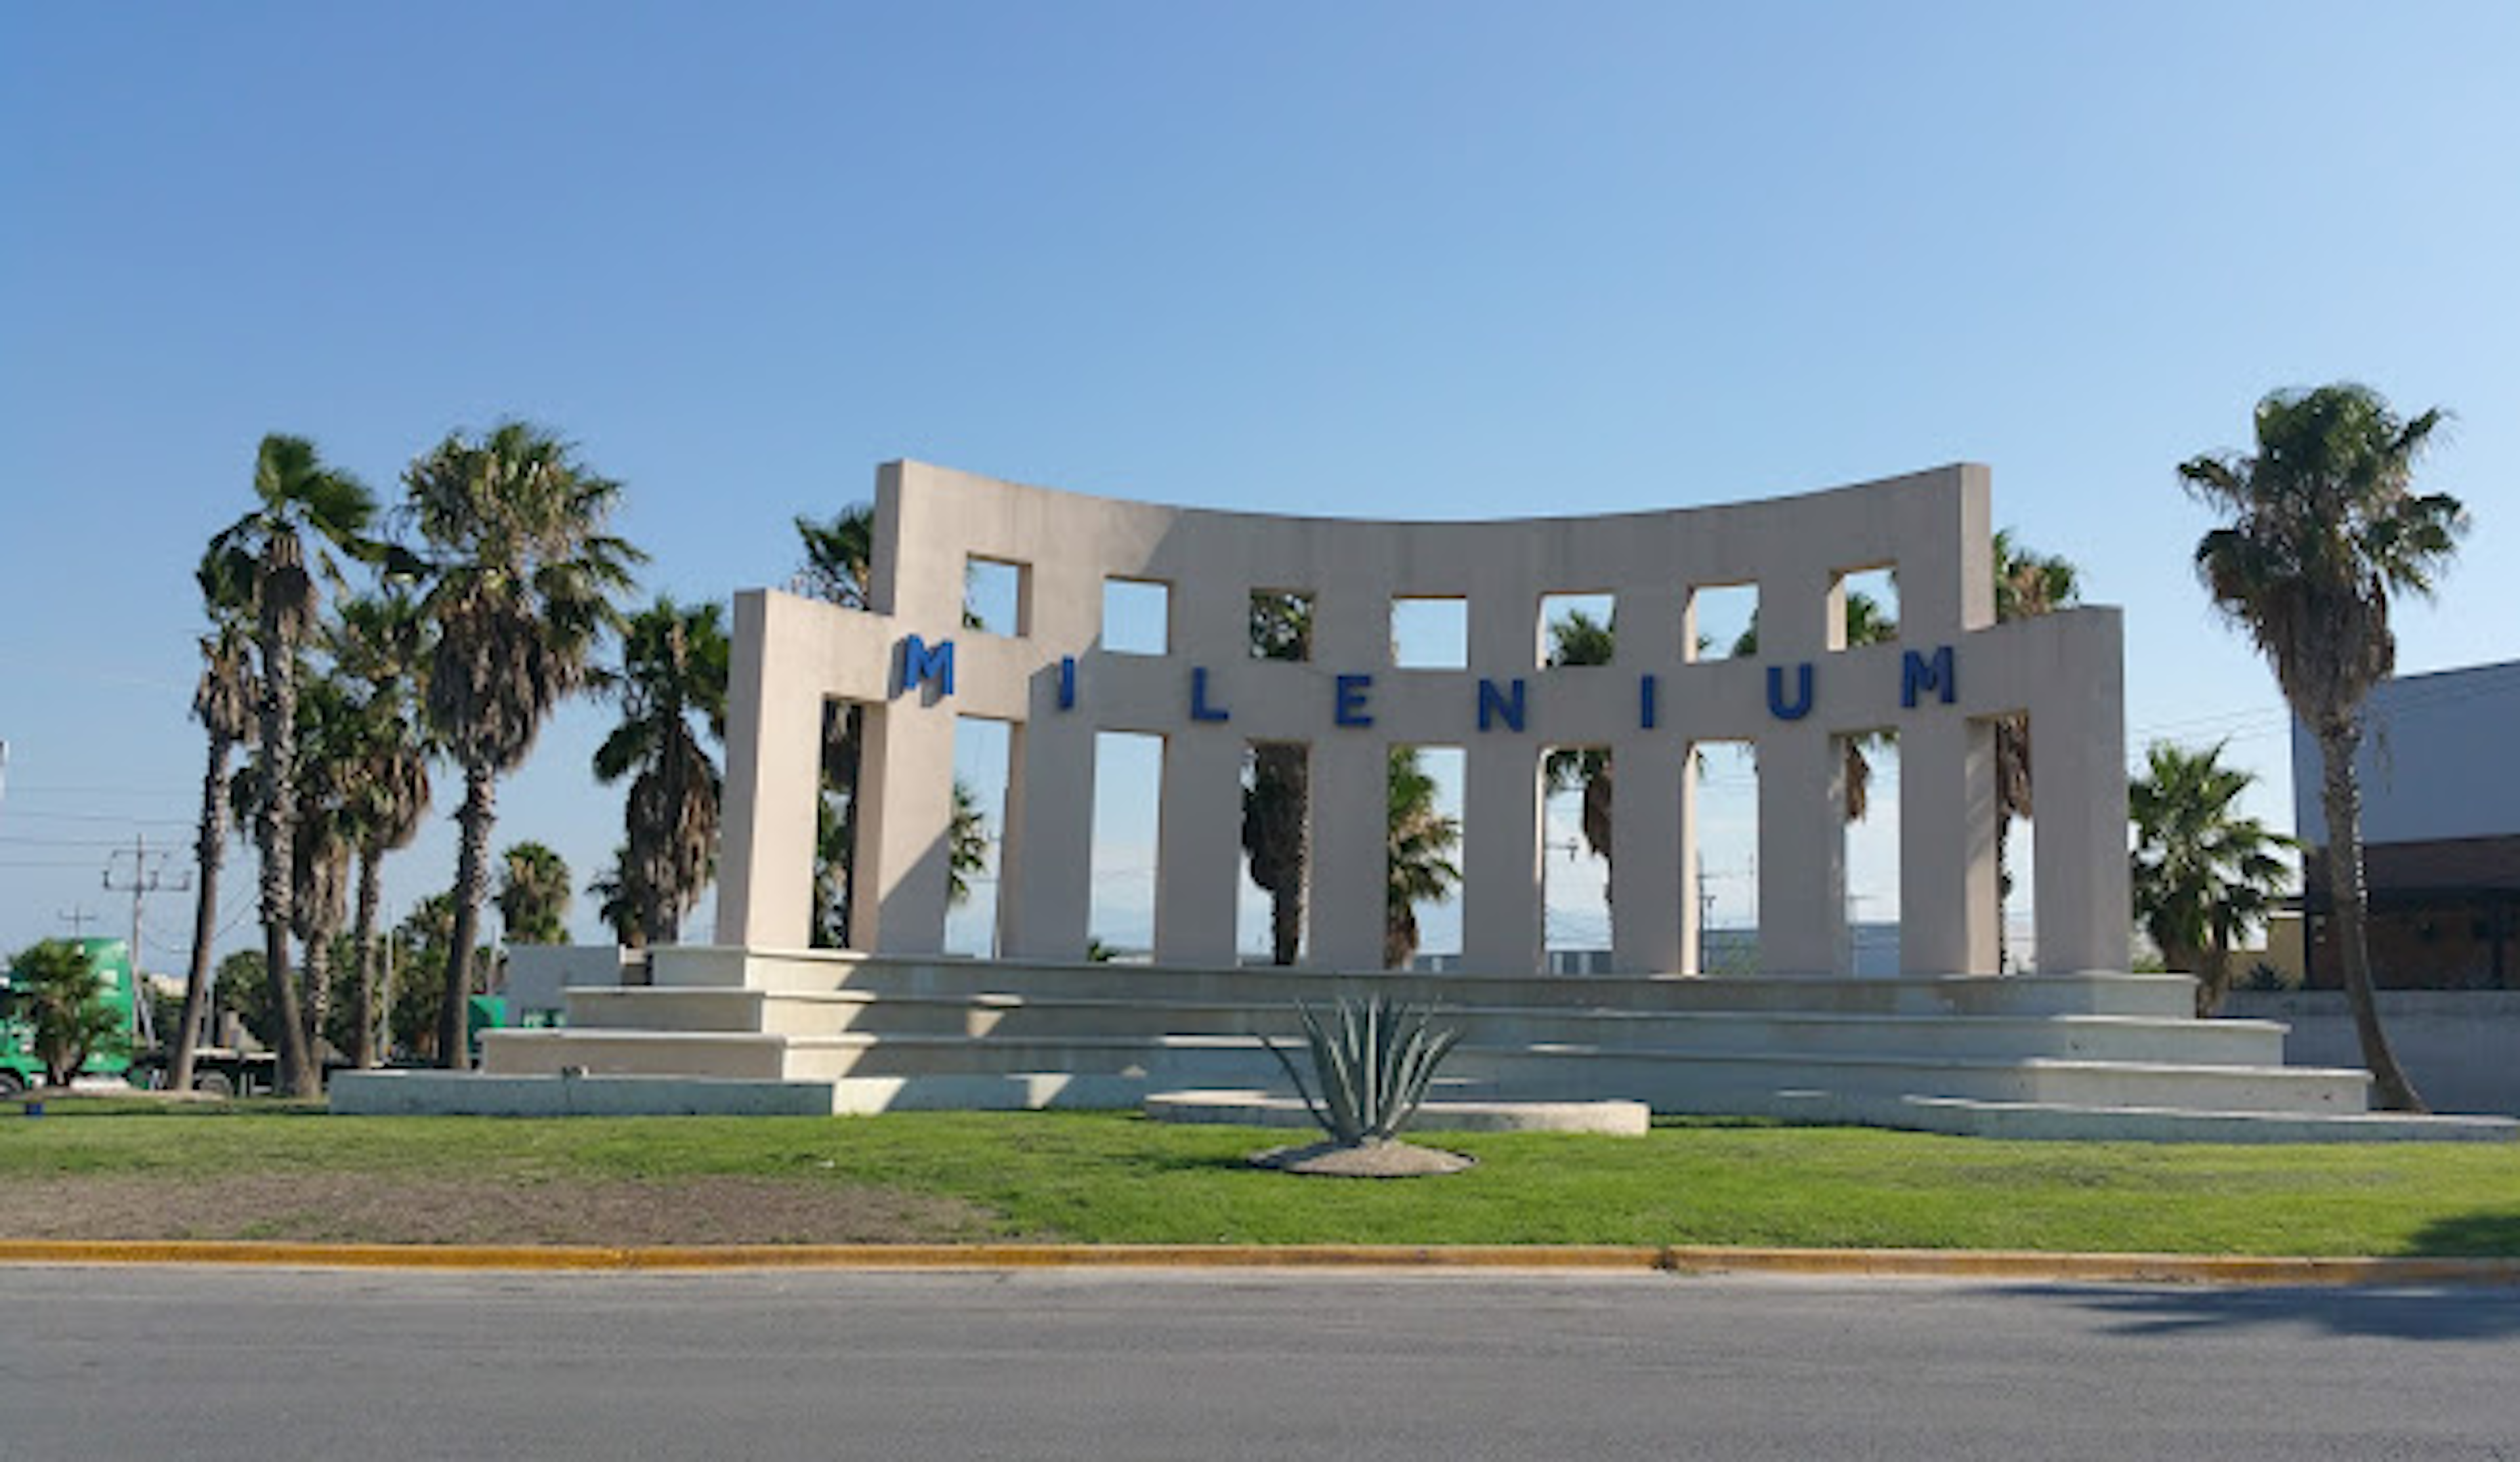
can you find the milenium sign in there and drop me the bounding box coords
[717,461,2129,978]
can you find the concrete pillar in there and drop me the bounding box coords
[1900,713,2000,974]
[1463,740,1540,974]
[1758,724,1847,974]
[1677,745,1703,975]
[1307,733,1387,971]
[1610,742,1685,974]
[1155,731,1243,965]
[713,591,822,950]
[999,709,1096,961]
[854,694,957,955]
[2032,610,2131,974]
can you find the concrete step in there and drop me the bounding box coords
[560,987,2288,1066]
[490,1027,2367,1117]
[1866,1095,2519,1144]
[640,946,2200,1019]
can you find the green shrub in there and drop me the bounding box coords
[1261,995,1461,1146]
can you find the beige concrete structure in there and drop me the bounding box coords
[719,460,2129,976]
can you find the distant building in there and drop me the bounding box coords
[2291,659,2520,990]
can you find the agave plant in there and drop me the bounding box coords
[1261,995,1463,1146]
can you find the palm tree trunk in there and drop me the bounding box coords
[170,732,230,1092]
[439,762,497,1070]
[2317,726,2426,1112]
[256,617,318,1099]
[301,928,333,1067]
[350,845,383,1068]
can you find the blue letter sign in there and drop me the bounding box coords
[900,635,956,698]
[1766,661,1813,721]
[1901,646,1956,707]
[1334,673,1376,727]
[1477,678,1526,732]
[1190,666,1231,722]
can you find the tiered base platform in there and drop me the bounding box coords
[329,946,2517,1142]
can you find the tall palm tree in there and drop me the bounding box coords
[406,421,640,1066]
[2130,741,2295,1016]
[169,604,256,1093]
[1385,747,1463,969]
[287,674,358,1058]
[2181,383,2466,1111]
[1243,592,1313,964]
[497,842,575,947]
[200,433,383,1096]
[1988,530,2080,969]
[330,591,434,1067]
[792,507,875,946]
[596,596,731,946]
[587,846,639,948]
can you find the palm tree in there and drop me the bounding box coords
[947,780,990,908]
[200,433,383,1096]
[1385,747,1463,968]
[596,597,730,946]
[792,507,875,946]
[406,421,640,1067]
[1988,531,2080,969]
[2181,383,2466,1110]
[287,674,358,1059]
[1542,610,1619,904]
[1243,592,1313,964]
[2130,741,2295,1016]
[497,842,574,947]
[169,604,256,1093]
[330,591,434,1067]
[587,847,639,948]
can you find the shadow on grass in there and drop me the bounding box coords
[2402,1211,2520,1259]
[2022,1284,2520,1343]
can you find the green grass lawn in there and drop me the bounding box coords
[5,1100,2517,1256]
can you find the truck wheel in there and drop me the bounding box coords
[0,1071,22,1098]
[191,1071,234,1098]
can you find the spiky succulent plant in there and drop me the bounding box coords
[1261,995,1462,1146]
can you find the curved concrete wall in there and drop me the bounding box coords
[717,460,2127,977]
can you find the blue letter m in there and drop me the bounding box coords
[1900,646,1955,707]
[901,635,956,698]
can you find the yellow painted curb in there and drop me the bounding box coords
[3,1239,2517,1285]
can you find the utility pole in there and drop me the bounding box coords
[59,906,101,938]
[105,833,190,1047]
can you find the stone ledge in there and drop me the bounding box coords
[1144,1089,1649,1136]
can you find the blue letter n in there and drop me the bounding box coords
[1478,678,1526,733]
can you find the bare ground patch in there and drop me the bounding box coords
[0,1174,1006,1246]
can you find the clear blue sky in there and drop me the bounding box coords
[3,1,2513,968]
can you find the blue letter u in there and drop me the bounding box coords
[1767,662,1813,721]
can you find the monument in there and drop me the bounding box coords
[717,459,2128,978]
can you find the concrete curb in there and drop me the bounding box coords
[4,1239,2517,1285]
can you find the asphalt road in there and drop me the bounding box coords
[4,1267,2516,1461]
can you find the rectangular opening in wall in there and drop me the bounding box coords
[1543,744,1612,974]
[1840,728,1900,976]
[943,715,1012,958]
[1389,745,1465,969]
[1689,739,1759,973]
[1089,731,1164,963]
[1990,712,2036,972]
[812,697,877,950]
[1834,566,1899,652]
[1686,583,1757,662]
[1102,577,1170,655]
[1391,596,1468,669]
[1540,593,1617,669]
[1249,590,1314,661]
[963,556,1027,637]
[1238,740,1310,966]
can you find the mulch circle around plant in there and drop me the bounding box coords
[1250,1139,1477,1179]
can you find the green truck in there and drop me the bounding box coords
[0,936,139,1095]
